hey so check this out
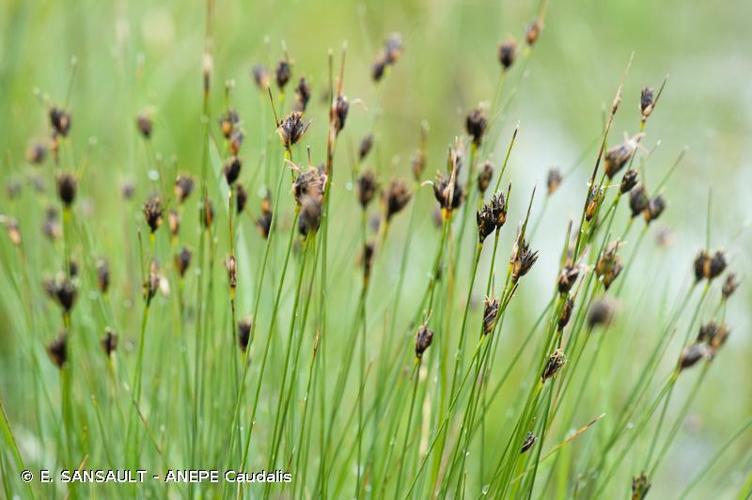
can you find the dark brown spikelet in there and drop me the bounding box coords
[525,19,542,46]
[121,181,135,200]
[693,250,728,282]
[679,343,709,371]
[709,250,727,279]
[490,193,507,229]
[558,265,579,294]
[174,174,195,204]
[643,195,666,223]
[372,57,387,82]
[412,150,426,182]
[226,255,237,290]
[223,156,242,185]
[44,274,78,313]
[629,185,649,218]
[275,59,292,90]
[229,130,244,156]
[293,167,327,206]
[585,185,604,222]
[256,192,273,239]
[43,207,61,241]
[542,348,566,381]
[722,273,739,300]
[3,218,21,246]
[384,179,412,221]
[218,109,239,139]
[168,209,180,237]
[136,112,153,139]
[587,298,615,329]
[26,141,48,165]
[96,258,110,294]
[143,196,163,233]
[604,136,641,178]
[49,107,72,137]
[546,168,562,196]
[511,236,539,282]
[384,33,404,64]
[476,203,496,244]
[333,95,350,135]
[620,169,639,194]
[558,296,574,331]
[359,134,374,162]
[101,328,118,357]
[498,38,517,70]
[697,321,730,354]
[477,161,494,194]
[238,317,253,352]
[294,77,312,112]
[520,432,537,454]
[640,87,655,119]
[235,183,248,214]
[201,197,215,230]
[415,324,434,359]
[482,297,500,335]
[433,171,463,212]
[357,170,378,209]
[631,472,651,500]
[362,241,376,282]
[595,242,623,290]
[174,246,192,278]
[56,172,77,207]
[278,111,309,149]
[251,64,270,90]
[298,195,322,236]
[465,108,488,147]
[144,259,160,305]
[47,332,68,369]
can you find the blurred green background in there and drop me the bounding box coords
[1,0,750,497]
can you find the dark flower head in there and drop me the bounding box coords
[47,332,68,369]
[238,317,253,352]
[525,19,542,46]
[293,167,327,206]
[587,298,615,329]
[679,343,709,371]
[101,328,118,357]
[372,57,387,82]
[476,203,496,244]
[483,297,500,336]
[709,250,727,279]
[333,95,350,135]
[465,108,488,147]
[294,77,312,112]
[520,432,537,454]
[229,130,244,155]
[557,264,579,294]
[585,185,604,222]
[201,197,215,229]
[643,195,666,223]
[251,64,270,90]
[44,274,78,313]
[298,195,322,236]
[49,106,72,137]
[640,87,655,118]
[278,112,309,149]
[620,169,639,194]
[511,236,539,282]
[219,109,239,139]
[722,273,739,300]
[541,348,566,381]
[595,242,623,290]
[362,241,376,282]
[223,156,242,185]
[384,33,404,64]
[498,38,517,70]
[56,172,77,207]
[558,296,574,331]
[477,161,494,194]
[433,171,463,212]
[256,192,273,239]
[96,258,110,294]
[121,181,135,200]
[226,255,237,290]
[632,472,651,500]
[604,135,641,178]
[490,192,507,229]
[629,185,649,218]
[357,170,378,209]
[143,196,163,233]
[137,112,153,139]
[359,134,374,162]
[143,259,160,305]
[546,168,562,196]
[26,140,48,165]
[415,324,434,359]
[174,174,195,204]
[384,179,412,221]
[275,59,292,90]
[235,183,248,214]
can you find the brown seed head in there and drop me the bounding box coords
[201,197,215,229]
[251,64,270,90]
[411,150,426,181]
[44,274,78,313]
[218,109,239,139]
[384,179,412,221]
[49,107,72,137]
[477,161,494,194]
[415,324,434,359]
[226,255,237,289]
[433,171,463,212]
[359,134,374,162]
[47,332,68,369]
[546,168,562,196]
[585,185,604,222]
[722,273,739,300]
[476,203,497,244]
[679,343,709,371]
[511,236,539,282]
[483,296,500,336]
[595,242,624,290]
[620,169,639,194]
[236,183,248,214]
[275,59,292,90]
[56,172,77,207]
[629,185,649,218]
[640,87,655,119]
[298,195,322,236]
[174,246,192,278]
[558,296,574,331]
[542,348,566,382]
[144,259,160,304]
[525,19,542,46]
[697,321,730,354]
[4,218,21,246]
[465,108,488,147]
[384,33,404,64]
[278,112,309,149]
[43,207,61,241]
[333,95,350,135]
[122,181,135,200]
[101,328,118,357]
[604,136,641,178]
[643,195,666,223]
[294,77,312,112]
[96,258,110,294]
[256,192,273,239]
[143,196,163,233]
[558,265,579,294]
[490,192,507,229]
[498,38,517,70]
[26,141,48,164]
[168,209,180,237]
[631,472,651,500]
[372,57,387,82]
[174,174,195,204]
[238,317,253,352]
[229,130,244,155]
[587,298,615,329]
[223,156,242,185]
[294,167,327,206]
[357,170,379,209]
[137,112,153,139]
[362,241,376,281]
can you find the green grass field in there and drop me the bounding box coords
[1,0,750,498]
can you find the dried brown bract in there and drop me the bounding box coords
[174,174,195,204]
[477,161,493,194]
[697,321,730,354]
[56,172,77,207]
[384,179,412,221]
[604,134,642,178]
[483,297,500,336]
[558,264,579,294]
[433,171,463,212]
[294,167,327,206]
[278,111,309,149]
[542,348,566,381]
[525,19,542,46]
[219,109,239,139]
[476,203,496,244]
[201,197,215,230]
[357,170,378,209]
[143,196,163,233]
[144,259,160,305]
[333,95,350,135]
[101,328,118,357]
[640,87,655,119]
[722,273,739,300]
[465,108,488,147]
[558,296,574,331]
[546,168,562,196]
[47,332,68,369]
[415,324,434,359]
[585,185,604,222]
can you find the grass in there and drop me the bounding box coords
[0,0,750,498]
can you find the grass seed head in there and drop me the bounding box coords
[511,235,539,282]
[587,298,615,329]
[251,64,270,90]
[631,472,651,500]
[433,171,463,212]
[235,183,248,214]
[465,107,488,147]
[585,185,604,221]
[483,296,500,335]
[498,38,517,70]
[136,112,153,139]
[415,324,434,359]
[546,168,562,196]
[595,242,624,290]
[372,57,387,82]
[359,134,374,162]
[525,19,542,46]
[143,195,163,233]
[47,331,68,369]
[56,172,77,207]
[26,140,48,165]
[121,181,135,200]
[477,161,494,194]
[476,202,497,243]
[294,77,312,112]
[218,109,239,139]
[679,342,709,371]
[298,195,322,236]
[697,321,730,355]
[49,106,72,137]
[223,156,242,185]
[722,273,739,300]
[144,259,160,305]
[3,218,21,246]
[620,169,639,194]
[275,59,292,90]
[357,169,378,209]
[333,95,350,135]
[604,135,641,178]
[226,255,237,289]
[558,296,574,331]
[174,246,192,278]
[643,195,666,223]
[44,274,78,313]
[101,327,118,357]
[384,33,404,64]
[294,167,327,206]
[558,264,579,294]
[640,87,655,119]
[174,174,195,204]
[278,112,309,149]
[238,317,253,352]
[362,241,376,281]
[629,185,649,218]
[43,207,61,241]
[384,179,412,221]
[256,192,273,239]
[96,258,110,294]
[201,197,215,229]
[542,348,566,382]
[168,209,180,237]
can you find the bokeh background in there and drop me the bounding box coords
[1,0,750,497]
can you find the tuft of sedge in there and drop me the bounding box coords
[465,108,488,147]
[278,112,310,149]
[547,168,562,196]
[43,207,61,241]
[223,156,242,185]
[275,58,292,91]
[620,169,639,194]
[678,342,709,371]
[56,172,77,207]
[510,234,539,283]
[359,134,374,162]
[168,209,180,238]
[47,331,68,369]
[298,195,322,236]
[333,95,350,135]
[558,296,574,331]
[587,298,615,329]
[542,348,566,382]
[226,255,237,290]
[585,185,604,222]
[293,167,327,206]
[3,217,21,246]
[96,258,110,294]
[383,179,412,221]
[143,195,163,233]
[235,183,248,214]
[174,246,192,278]
[44,274,78,313]
[640,87,655,120]
[143,259,160,305]
[256,192,273,239]
[642,195,666,223]
[693,250,727,282]
[498,38,517,70]
[174,174,195,204]
[218,109,239,139]
[477,161,494,194]
[26,140,48,165]
[238,317,253,352]
[101,327,118,357]
[520,432,537,454]
[136,112,153,139]
[476,202,496,243]
[558,264,579,294]
[595,242,624,290]
[525,19,542,46]
[49,106,72,137]
[357,170,379,209]
[482,296,500,335]
[251,64,270,90]
[201,197,215,230]
[722,273,738,300]
[604,134,642,179]
[631,472,651,500]
[629,185,649,218]
[294,77,312,112]
[415,324,434,359]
